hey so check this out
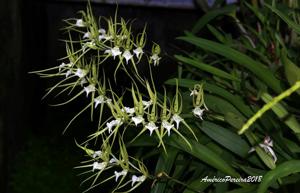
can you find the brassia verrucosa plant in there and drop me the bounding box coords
[31,0,300,192]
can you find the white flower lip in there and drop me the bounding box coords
[75,19,85,27]
[133,47,143,58]
[75,68,88,78]
[114,170,128,182]
[111,47,122,59]
[65,70,72,77]
[145,122,158,136]
[150,54,161,66]
[142,100,152,109]
[162,120,174,136]
[122,50,133,64]
[190,90,198,96]
[193,106,205,120]
[92,161,107,172]
[94,95,105,108]
[98,28,106,34]
[92,150,102,158]
[172,114,183,129]
[131,175,146,186]
[83,32,91,39]
[109,157,119,164]
[84,84,96,97]
[131,115,144,126]
[106,119,122,133]
[123,107,135,115]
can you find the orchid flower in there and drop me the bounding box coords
[75,68,88,78]
[142,100,152,109]
[80,78,87,86]
[131,115,144,126]
[94,95,105,108]
[123,107,135,115]
[92,150,102,158]
[83,32,91,39]
[114,170,128,182]
[131,175,146,186]
[106,119,122,133]
[75,19,85,27]
[193,106,205,120]
[109,158,119,164]
[150,54,161,66]
[133,47,143,58]
[249,136,277,163]
[122,50,133,64]
[171,114,183,129]
[111,47,122,59]
[84,84,96,97]
[65,70,72,77]
[145,122,158,136]
[92,162,107,172]
[162,120,174,136]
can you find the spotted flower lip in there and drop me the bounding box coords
[131,175,146,186]
[133,47,143,58]
[162,120,174,136]
[75,68,88,78]
[114,170,128,182]
[94,95,105,108]
[193,106,205,120]
[92,150,102,158]
[122,50,133,64]
[131,115,144,126]
[172,114,183,129]
[150,54,161,66]
[83,32,91,39]
[84,84,96,97]
[106,119,123,133]
[145,122,158,136]
[92,161,107,172]
[75,19,85,27]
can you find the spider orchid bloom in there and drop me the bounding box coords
[142,100,152,109]
[109,158,119,164]
[190,89,198,96]
[92,161,107,172]
[172,114,183,129]
[122,50,133,64]
[133,47,143,58]
[92,150,102,158]
[193,106,205,120]
[58,62,72,72]
[80,78,87,87]
[84,84,96,97]
[150,54,161,66]
[106,119,122,133]
[131,115,144,126]
[75,19,85,27]
[94,95,105,108]
[75,68,88,78]
[65,70,72,77]
[248,136,277,163]
[83,32,91,39]
[131,175,146,186]
[111,47,122,59]
[122,107,135,115]
[98,28,106,34]
[114,170,128,182]
[145,122,158,136]
[162,120,174,136]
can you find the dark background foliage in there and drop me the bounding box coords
[0,0,201,192]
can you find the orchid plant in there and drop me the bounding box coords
[31,4,206,193]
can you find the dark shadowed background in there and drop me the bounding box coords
[0,0,201,192]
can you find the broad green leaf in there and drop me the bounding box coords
[183,177,212,193]
[167,135,240,178]
[197,121,250,158]
[175,55,239,81]
[192,5,236,33]
[265,3,300,35]
[257,160,300,193]
[177,35,283,93]
[282,52,300,95]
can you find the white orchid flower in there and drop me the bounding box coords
[92,161,107,172]
[83,32,91,39]
[131,175,146,186]
[111,47,122,59]
[94,95,105,108]
[98,28,106,34]
[190,89,198,96]
[122,50,133,64]
[123,107,135,115]
[162,120,174,136]
[92,150,102,158]
[150,54,161,66]
[59,62,70,72]
[193,106,205,120]
[80,78,87,86]
[248,136,277,163]
[75,68,88,78]
[114,170,128,182]
[133,47,143,58]
[131,115,144,126]
[65,70,72,77]
[109,158,119,164]
[106,119,122,133]
[172,114,183,129]
[145,122,158,136]
[142,100,152,109]
[84,84,96,97]
[75,19,85,27]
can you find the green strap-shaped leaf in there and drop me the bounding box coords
[175,55,239,81]
[281,52,300,95]
[257,160,300,193]
[167,135,240,178]
[177,35,283,93]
